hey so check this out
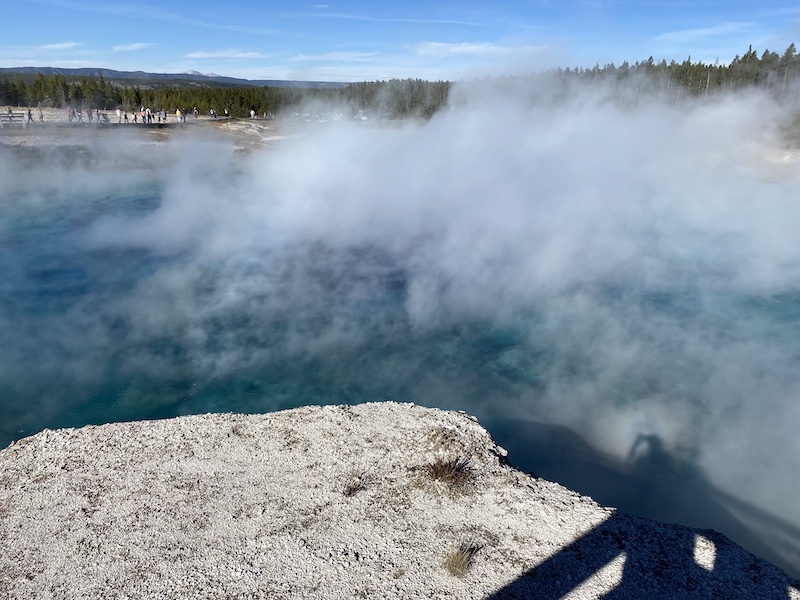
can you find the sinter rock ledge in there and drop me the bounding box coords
[0,402,798,599]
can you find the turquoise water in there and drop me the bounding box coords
[0,186,725,445]
[2,148,800,576]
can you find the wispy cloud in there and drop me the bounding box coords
[416,42,507,58]
[291,51,379,62]
[653,22,754,44]
[28,0,280,36]
[112,42,154,52]
[755,6,800,18]
[311,3,328,7]
[39,42,81,50]
[414,41,551,61]
[0,58,94,69]
[308,11,482,27]
[185,50,269,59]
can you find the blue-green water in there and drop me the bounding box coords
[0,182,741,444]
[2,126,800,577]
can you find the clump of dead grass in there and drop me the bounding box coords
[425,457,474,488]
[343,479,366,497]
[444,542,482,577]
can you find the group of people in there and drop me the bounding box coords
[210,108,273,120]
[66,106,84,122]
[16,104,273,126]
[112,107,172,124]
[59,105,191,125]
[63,105,108,123]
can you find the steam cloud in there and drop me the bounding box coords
[2,81,800,573]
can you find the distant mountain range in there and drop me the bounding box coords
[0,67,349,89]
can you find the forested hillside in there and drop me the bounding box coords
[1,43,799,119]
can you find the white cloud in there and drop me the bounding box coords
[112,43,154,52]
[653,22,754,44]
[291,51,380,62]
[309,12,480,27]
[185,50,269,59]
[416,42,508,58]
[39,42,81,50]
[0,58,94,69]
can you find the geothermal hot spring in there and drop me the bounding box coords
[2,86,800,577]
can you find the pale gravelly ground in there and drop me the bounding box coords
[1,402,799,599]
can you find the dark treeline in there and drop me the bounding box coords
[0,74,451,120]
[1,43,799,119]
[544,42,800,102]
[457,43,800,108]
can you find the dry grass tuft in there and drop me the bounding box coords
[343,480,366,497]
[444,543,482,577]
[425,457,474,487]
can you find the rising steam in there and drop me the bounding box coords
[2,80,800,573]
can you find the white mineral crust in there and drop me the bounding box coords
[1,402,797,599]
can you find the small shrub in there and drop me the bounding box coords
[444,543,482,577]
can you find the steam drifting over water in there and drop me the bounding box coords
[2,83,800,574]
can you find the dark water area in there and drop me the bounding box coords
[2,148,800,579]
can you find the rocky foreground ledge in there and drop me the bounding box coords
[1,403,798,599]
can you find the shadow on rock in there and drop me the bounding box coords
[487,512,800,599]
[485,417,800,582]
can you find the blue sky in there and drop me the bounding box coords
[2,1,799,81]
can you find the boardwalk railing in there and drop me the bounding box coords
[0,112,26,127]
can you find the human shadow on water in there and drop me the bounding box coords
[482,418,800,597]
